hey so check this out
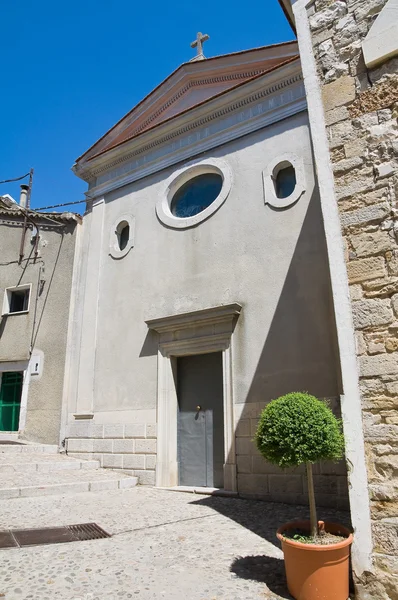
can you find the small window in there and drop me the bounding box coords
[117,222,130,251]
[170,173,223,218]
[2,285,31,315]
[274,165,296,199]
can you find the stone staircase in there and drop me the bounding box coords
[0,441,138,499]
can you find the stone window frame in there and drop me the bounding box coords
[156,158,233,229]
[262,152,306,209]
[109,214,135,259]
[2,283,32,316]
[145,303,242,492]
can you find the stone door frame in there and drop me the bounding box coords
[146,303,242,492]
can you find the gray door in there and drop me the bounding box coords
[177,352,224,488]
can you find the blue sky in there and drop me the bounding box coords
[0,1,293,212]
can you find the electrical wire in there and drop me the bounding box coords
[33,199,89,211]
[0,173,30,185]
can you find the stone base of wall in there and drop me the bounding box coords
[234,400,350,510]
[66,421,156,486]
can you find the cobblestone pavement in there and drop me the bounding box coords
[0,487,350,600]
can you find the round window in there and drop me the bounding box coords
[170,173,223,218]
[109,215,135,259]
[273,164,296,199]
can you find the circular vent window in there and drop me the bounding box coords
[170,173,223,218]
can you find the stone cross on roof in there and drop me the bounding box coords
[190,32,210,61]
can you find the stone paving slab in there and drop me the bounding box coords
[0,468,138,499]
[0,443,59,454]
[0,487,351,600]
[0,453,100,473]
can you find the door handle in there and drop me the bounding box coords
[196,405,201,412]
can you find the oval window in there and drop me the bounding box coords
[170,173,223,218]
[274,164,296,199]
[117,222,130,251]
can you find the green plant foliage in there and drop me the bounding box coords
[255,392,345,468]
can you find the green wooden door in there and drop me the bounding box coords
[0,372,23,431]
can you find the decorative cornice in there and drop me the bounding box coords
[78,64,305,198]
[146,303,242,334]
[125,69,267,139]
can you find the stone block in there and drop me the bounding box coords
[313,475,340,495]
[21,482,89,497]
[238,473,268,495]
[356,331,366,355]
[375,162,395,180]
[373,521,398,554]
[80,460,100,470]
[234,402,260,420]
[335,173,374,200]
[360,353,398,376]
[123,454,145,469]
[326,105,349,125]
[235,419,251,437]
[90,479,119,492]
[251,455,301,475]
[66,422,92,439]
[102,453,123,468]
[113,439,135,454]
[364,423,398,442]
[385,337,398,352]
[124,424,146,438]
[67,439,94,453]
[340,204,389,228]
[268,474,304,494]
[92,439,113,453]
[349,284,363,300]
[103,424,124,439]
[134,470,156,485]
[391,294,398,317]
[135,439,157,454]
[235,437,252,455]
[352,298,393,329]
[322,75,356,111]
[119,477,138,489]
[344,137,367,159]
[347,256,386,283]
[366,332,386,355]
[90,425,106,438]
[237,456,252,474]
[350,231,392,258]
[146,423,157,438]
[309,2,347,32]
[333,155,363,174]
[145,455,156,470]
[319,460,347,476]
[250,419,259,436]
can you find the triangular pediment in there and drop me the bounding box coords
[76,41,298,164]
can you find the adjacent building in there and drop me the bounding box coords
[0,194,81,444]
[279,1,398,597]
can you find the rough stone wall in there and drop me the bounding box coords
[308,1,398,597]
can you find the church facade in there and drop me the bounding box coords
[65,39,349,507]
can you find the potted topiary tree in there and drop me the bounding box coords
[255,392,353,600]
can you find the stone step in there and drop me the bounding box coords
[0,468,138,499]
[0,442,59,454]
[0,453,100,474]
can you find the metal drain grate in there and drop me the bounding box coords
[0,523,110,549]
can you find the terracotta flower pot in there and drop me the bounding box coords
[276,520,353,600]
